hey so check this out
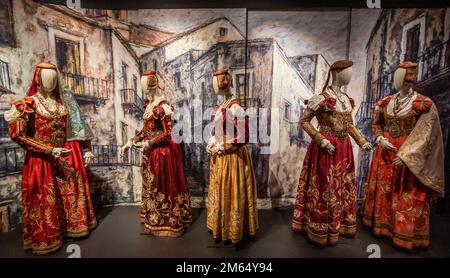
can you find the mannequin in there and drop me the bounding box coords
[362,61,445,251]
[292,60,371,247]
[4,62,97,255]
[206,68,258,246]
[120,70,191,237]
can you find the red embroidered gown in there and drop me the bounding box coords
[362,93,435,251]
[7,97,96,255]
[292,88,368,247]
[133,97,192,237]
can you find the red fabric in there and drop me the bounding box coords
[215,99,249,146]
[9,108,96,254]
[362,132,431,251]
[412,97,432,113]
[292,132,357,247]
[139,101,192,236]
[319,98,337,112]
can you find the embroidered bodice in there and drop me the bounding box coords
[300,89,367,146]
[5,96,69,153]
[133,97,174,146]
[212,97,248,146]
[373,92,432,139]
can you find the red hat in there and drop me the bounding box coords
[142,69,156,76]
[214,68,230,76]
[398,61,418,82]
[322,60,353,92]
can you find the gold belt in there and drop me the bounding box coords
[384,125,414,138]
[319,126,348,141]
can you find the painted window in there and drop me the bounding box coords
[219,27,228,37]
[0,59,11,91]
[173,72,181,89]
[405,24,421,62]
[0,114,7,137]
[56,37,81,74]
[0,0,14,46]
[121,62,129,90]
[235,73,250,106]
[121,122,128,145]
[284,100,291,121]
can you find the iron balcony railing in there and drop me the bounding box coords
[120,88,144,116]
[418,39,449,82]
[0,147,24,175]
[61,71,110,100]
[90,145,142,166]
[368,39,449,101]
[0,144,141,176]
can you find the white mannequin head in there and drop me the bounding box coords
[393,67,409,91]
[213,69,232,96]
[40,68,58,92]
[140,70,159,96]
[332,66,353,86]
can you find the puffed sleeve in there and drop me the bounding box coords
[6,98,53,154]
[300,95,326,144]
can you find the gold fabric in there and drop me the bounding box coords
[207,145,259,243]
[300,92,367,147]
[397,104,445,196]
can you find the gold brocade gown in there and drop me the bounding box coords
[207,97,259,244]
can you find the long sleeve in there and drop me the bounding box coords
[132,128,145,144]
[148,115,172,146]
[347,120,368,147]
[8,117,53,154]
[372,106,385,139]
[300,108,325,144]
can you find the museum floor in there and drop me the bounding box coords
[1,206,449,258]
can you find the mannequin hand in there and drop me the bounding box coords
[362,142,372,151]
[209,142,225,155]
[206,137,217,154]
[52,148,72,157]
[119,140,133,157]
[84,151,94,165]
[378,137,397,152]
[138,140,151,149]
[320,139,335,155]
[393,156,403,166]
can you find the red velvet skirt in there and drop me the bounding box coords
[141,140,192,237]
[292,132,357,247]
[362,132,431,251]
[21,141,96,255]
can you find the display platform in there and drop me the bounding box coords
[1,207,448,258]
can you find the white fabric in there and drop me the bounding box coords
[306,94,326,111]
[4,105,20,123]
[33,95,68,118]
[327,88,353,112]
[320,139,331,148]
[385,91,417,117]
